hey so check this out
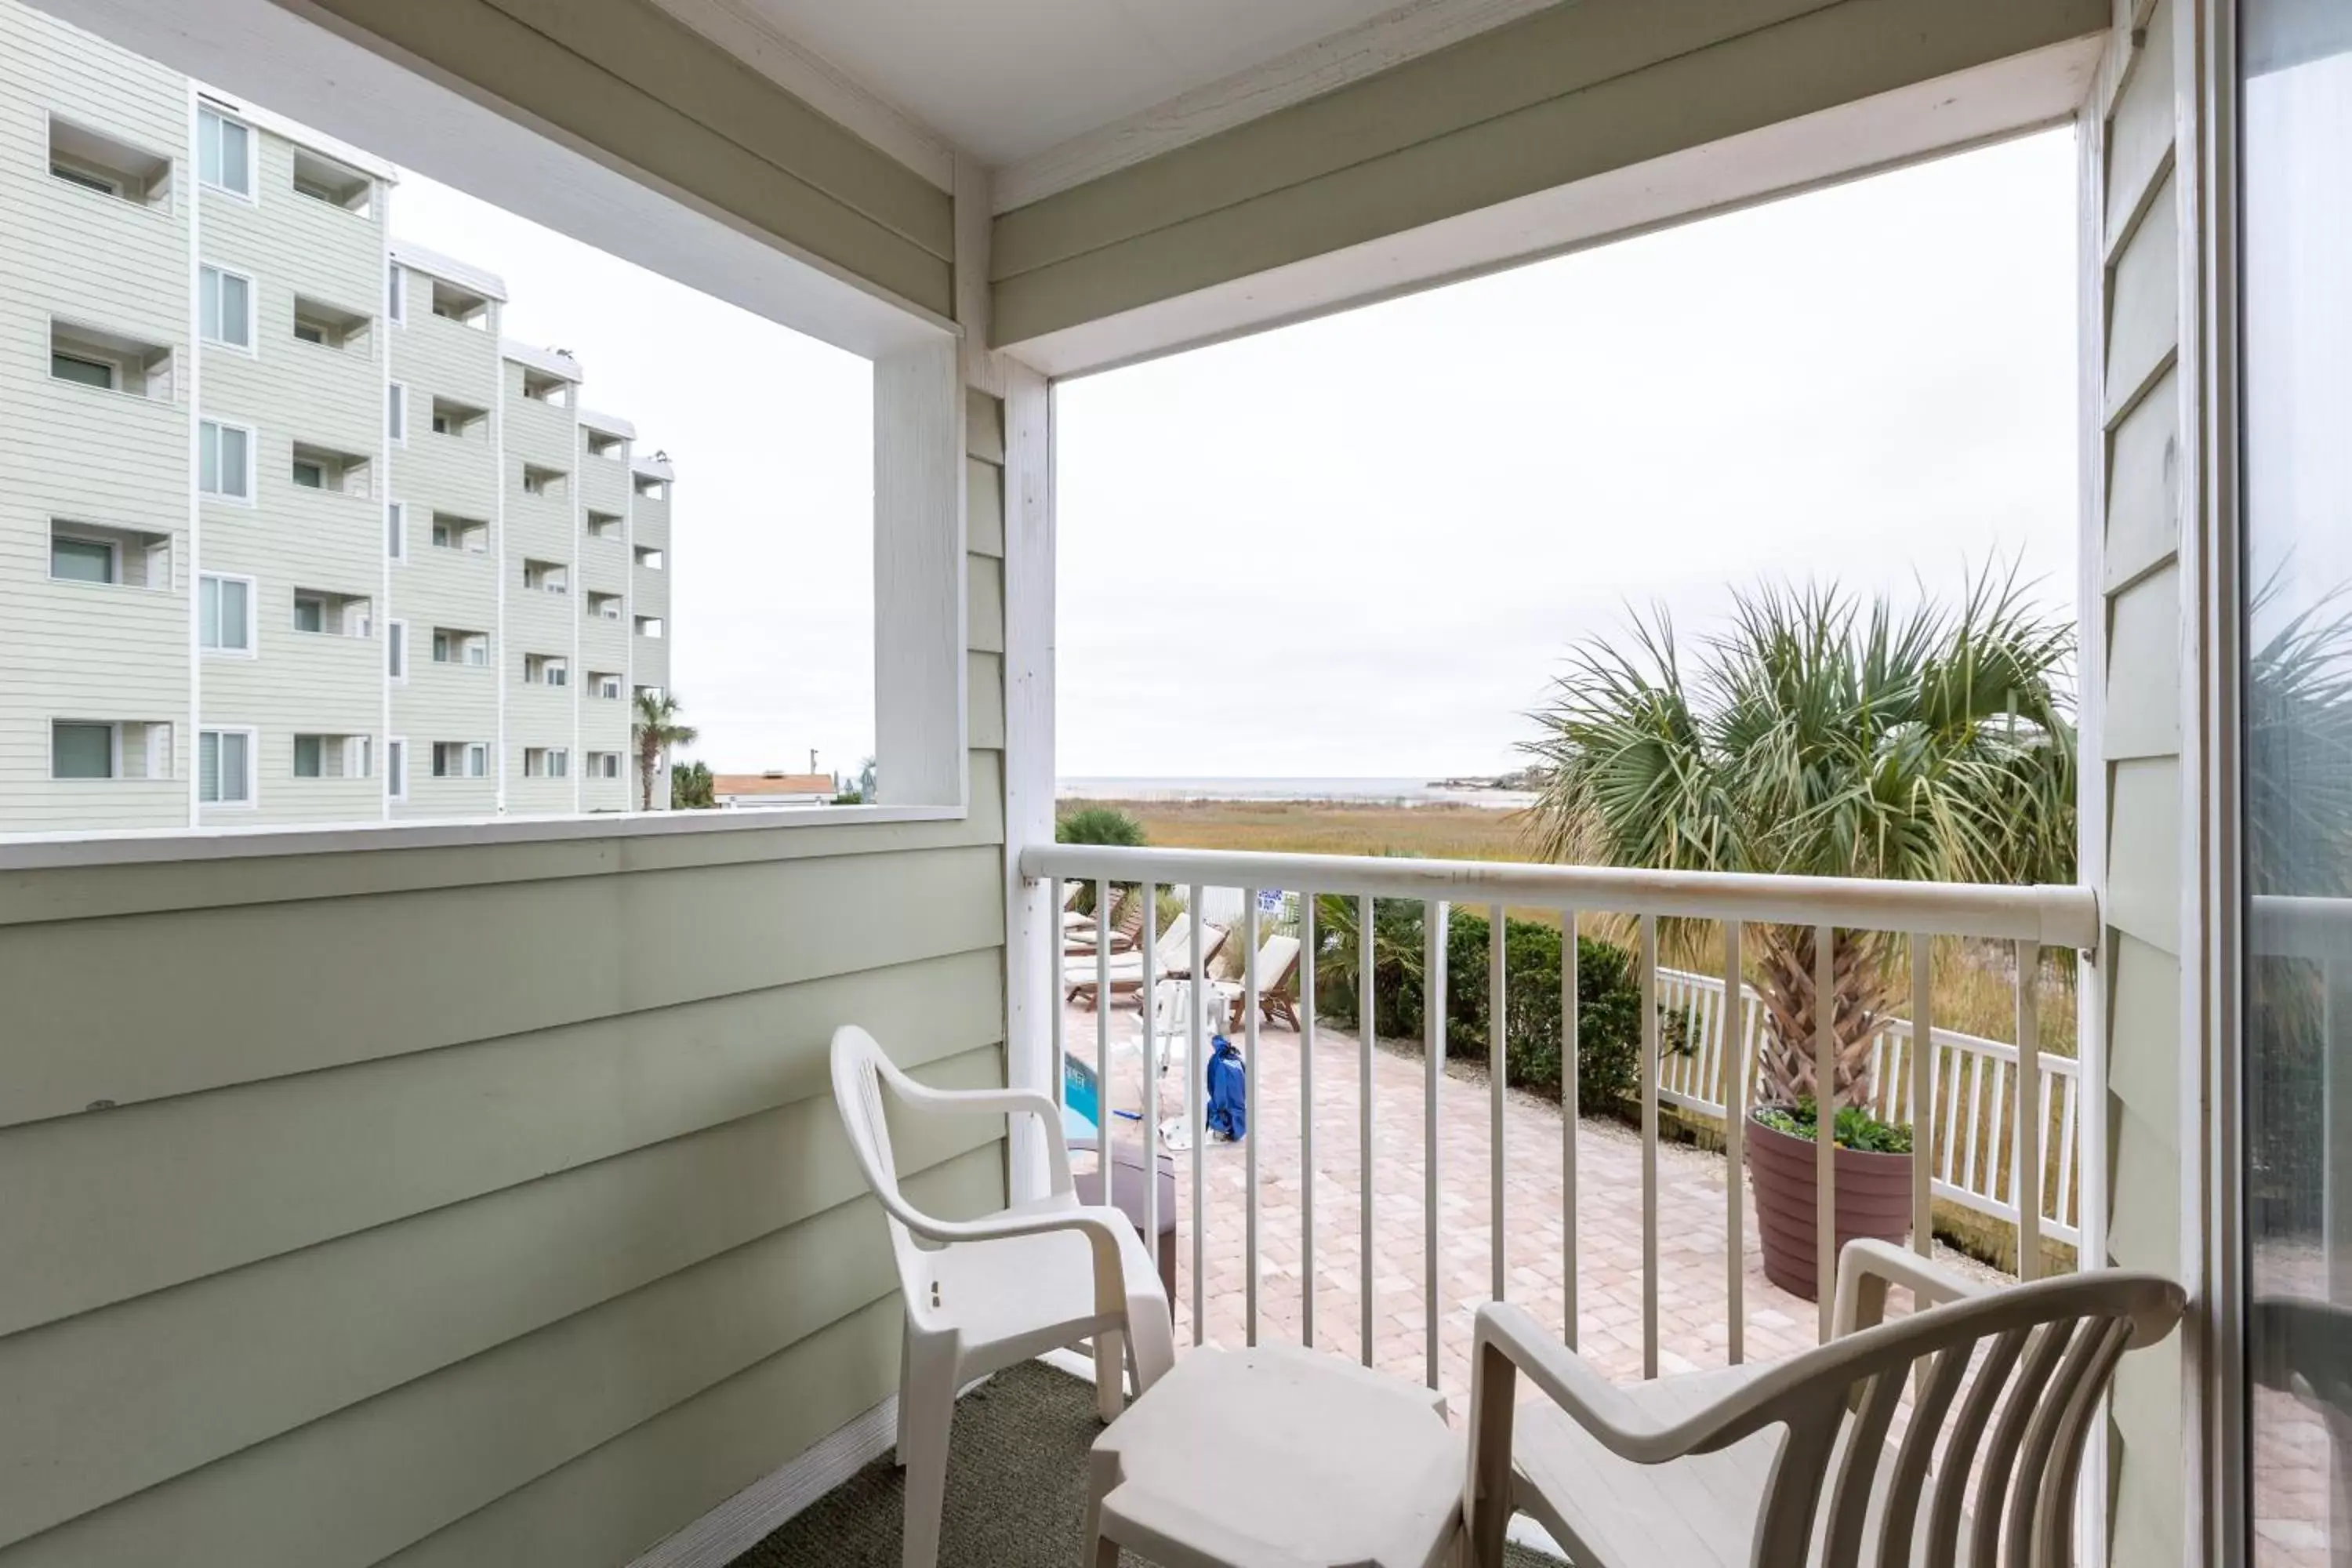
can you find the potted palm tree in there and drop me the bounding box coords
[1526,568,2074,1298]
[631,690,697,812]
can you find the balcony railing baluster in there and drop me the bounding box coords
[1358,893,1375,1369]
[1488,902,1507,1305]
[1424,898,1446,1391]
[1639,913,1659,1377]
[1298,890,1316,1350]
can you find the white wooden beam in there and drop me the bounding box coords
[872,338,967,809]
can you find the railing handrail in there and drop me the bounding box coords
[1023,843,2100,950]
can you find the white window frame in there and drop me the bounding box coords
[387,619,408,683]
[387,735,407,801]
[387,261,405,325]
[199,263,257,354]
[199,419,256,504]
[466,742,488,779]
[387,499,406,562]
[292,732,325,779]
[198,572,258,656]
[387,382,407,445]
[198,726,258,809]
[196,105,255,202]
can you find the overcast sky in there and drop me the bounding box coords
[1057,128,2081,781]
[392,176,877,780]
[393,126,2078,786]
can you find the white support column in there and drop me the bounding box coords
[969,152,1058,1203]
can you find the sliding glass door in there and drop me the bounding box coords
[2242,2,2352,1560]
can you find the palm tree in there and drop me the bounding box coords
[631,690,698,811]
[1523,567,2074,1108]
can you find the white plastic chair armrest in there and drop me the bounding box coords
[1831,1238,1984,1341]
[1472,1303,1693,1465]
[887,1081,1076,1196]
[911,1203,1141,1319]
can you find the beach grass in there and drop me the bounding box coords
[1059,794,2078,1055]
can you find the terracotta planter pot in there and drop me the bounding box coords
[1745,1106,1914,1301]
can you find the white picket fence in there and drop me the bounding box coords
[1653,967,2082,1248]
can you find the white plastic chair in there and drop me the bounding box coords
[1463,1240,2184,1567]
[830,1025,1177,1568]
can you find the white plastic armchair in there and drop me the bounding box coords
[829,1025,1176,1568]
[1463,1240,2184,1568]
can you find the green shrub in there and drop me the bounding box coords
[1752,1098,1914,1155]
[1311,900,1664,1115]
[1057,807,1146,914]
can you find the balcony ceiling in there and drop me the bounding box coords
[723,0,1470,165]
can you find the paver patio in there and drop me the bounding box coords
[1065,995,1998,1417]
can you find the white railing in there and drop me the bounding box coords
[1027,843,2097,1389]
[1653,968,2083,1247]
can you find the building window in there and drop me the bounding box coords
[293,593,324,633]
[386,500,405,561]
[525,654,568,687]
[49,534,115,584]
[521,463,565,498]
[49,116,171,206]
[199,419,254,500]
[387,738,407,800]
[430,514,489,554]
[432,629,488,666]
[522,559,568,594]
[588,593,622,622]
[199,573,254,654]
[591,672,622,700]
[197,107,252,198]
[50,349,112,390]
[586,510,622,539]
[293,734,323,778]
[292,459,324,490]
[198,729,253,805]
[51,721,115,779]
[635,546,664,570]
[524,747,568,779]
[387,262,405,324]
[387,619,407,681]
[432,742,488,779]
[430,278,491,328]
[430,397,488,438]
[635,616,664,640]
[587,751,621,779]
[290,146,371,215]
[200,265,253,350]
[387,383,406,443]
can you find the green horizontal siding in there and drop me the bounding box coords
[300,0,953,317]
[0,387,1018,1566]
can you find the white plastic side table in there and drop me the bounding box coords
[1083,1345,1465,1568]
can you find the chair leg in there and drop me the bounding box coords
[1094,1330,1126,1421]
[1125,1301,1175,1397]
[896,1333,960,1568]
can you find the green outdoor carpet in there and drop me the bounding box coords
[729,1359,1562,1567]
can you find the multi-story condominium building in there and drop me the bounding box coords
[0,0,677,833]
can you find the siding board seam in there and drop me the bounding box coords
[2103,142,2176,267]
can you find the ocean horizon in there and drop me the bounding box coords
[1057,776,1534,809]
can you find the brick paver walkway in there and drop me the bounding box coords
[1068,999,1997,1417]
